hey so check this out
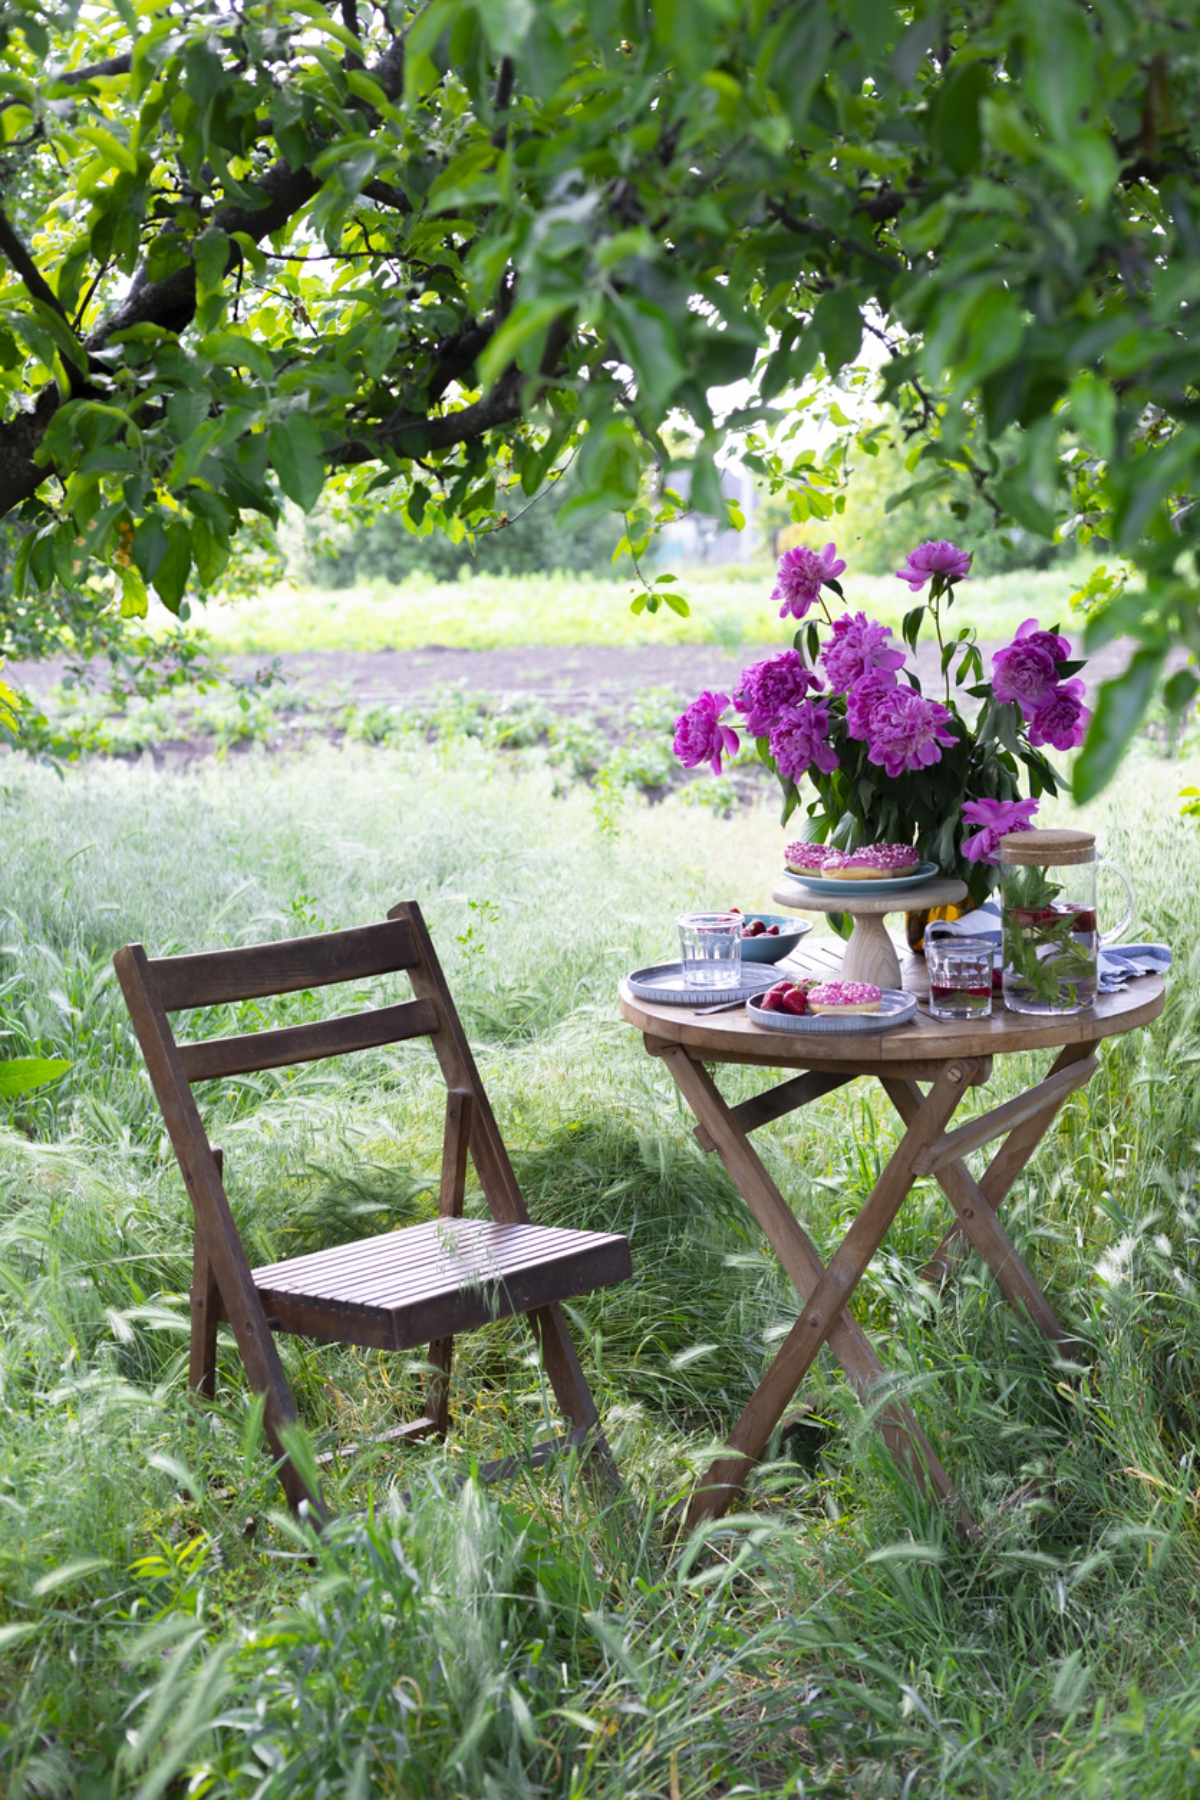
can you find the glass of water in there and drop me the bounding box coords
[925,930,994,1020]
[677,911,743,989]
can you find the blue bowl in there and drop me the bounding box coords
[738,914,811,963]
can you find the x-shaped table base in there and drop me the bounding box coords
[649,1036,1099,1537]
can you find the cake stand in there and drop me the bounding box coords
[771,872,969,991]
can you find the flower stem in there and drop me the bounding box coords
[929,576,949,704]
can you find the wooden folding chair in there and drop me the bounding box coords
[114,899,631,1515]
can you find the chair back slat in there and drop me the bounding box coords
[178,997,440,1084]
[150,918,419,1012]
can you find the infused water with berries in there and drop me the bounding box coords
[1002,900,1098,1015]
[996,827,1133,1017]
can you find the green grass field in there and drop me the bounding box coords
[3,726,1200,1798]
[183,559,1107,655]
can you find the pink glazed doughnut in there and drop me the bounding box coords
[821,844,921,881]
[806,981,883,1015]
[784,841,831,873]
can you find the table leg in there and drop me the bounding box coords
[917,1041,1098,1286]
[883,1077,1077,1356]
[655,1045,978,1535]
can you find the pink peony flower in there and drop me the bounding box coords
[991,637,1059,712]
[895,540,973,592]
[734,650,822,738]
[674,690,740,775]
[769,698,840,780]
[864,685,958,778]
[772,542,847,621]
[1027,678,1090,751]
[1012,617,1071,664]
[820,612,906,693]
[961,796,1040,864]
[845,667,899,741]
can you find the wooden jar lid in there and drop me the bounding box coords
[998,828,1096,866]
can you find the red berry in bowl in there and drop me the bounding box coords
[781,987,808,1015]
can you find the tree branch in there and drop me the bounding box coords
[490,57,515,148]
[340,0,363,71]
[361,178,413,212]
[52,53,133,85]
[0,206,72,322]
[329,367,527,467]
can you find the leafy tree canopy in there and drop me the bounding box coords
[0,0,1196,791]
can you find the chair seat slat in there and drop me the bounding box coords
[252,1218,555,1285]
[179,997,439,1082]
[252,1221,622,1299]
[257,1241,620,1311]
[152,918,419,1012]
[247,1218,632,1352]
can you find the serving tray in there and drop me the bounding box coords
[626,962,778,1005]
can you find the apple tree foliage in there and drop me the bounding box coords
[0,0,1197,793]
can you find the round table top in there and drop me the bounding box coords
[773,872,969,916]
[618,942,1165,1070]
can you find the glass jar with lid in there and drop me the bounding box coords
[999,829,1134,1016]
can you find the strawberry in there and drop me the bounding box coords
[758,989,784,1011]
[781,987,808,1015]
[765,923,779,936]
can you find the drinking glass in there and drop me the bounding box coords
[677,910,743,989]
[925,930,994,1020]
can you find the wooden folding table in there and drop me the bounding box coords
[619,942,1164,1535]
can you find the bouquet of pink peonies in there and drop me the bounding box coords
[672,540,1089,907]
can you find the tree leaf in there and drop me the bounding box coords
[812,289,862,376]
[609,297,685,412]
[1073,647,1167,803]
[0,1056,70,1097]
[166,390,209,442]
[688,450,726,522]
[153,520,192,612]
[193,226,230,297]
[932,61,989,176]
[268,416,326,513]
[75,123,138,174]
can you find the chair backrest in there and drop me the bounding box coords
[139,917,439,1084]
[114,900,531,1232]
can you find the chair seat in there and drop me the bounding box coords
[246,1218,632,1352]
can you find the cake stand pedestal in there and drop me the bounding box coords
[771,873,969,991]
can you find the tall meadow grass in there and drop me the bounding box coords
[1,733,1200,1796]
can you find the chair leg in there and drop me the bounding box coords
[189,1243,220,1400]
[426,1334,453,1437]
[527,1301,620,1490]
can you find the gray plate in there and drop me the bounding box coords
[746,989,918,1033]
[626,962,779,1005]
[779,860,940,898]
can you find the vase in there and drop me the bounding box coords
[905,902,967,955]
